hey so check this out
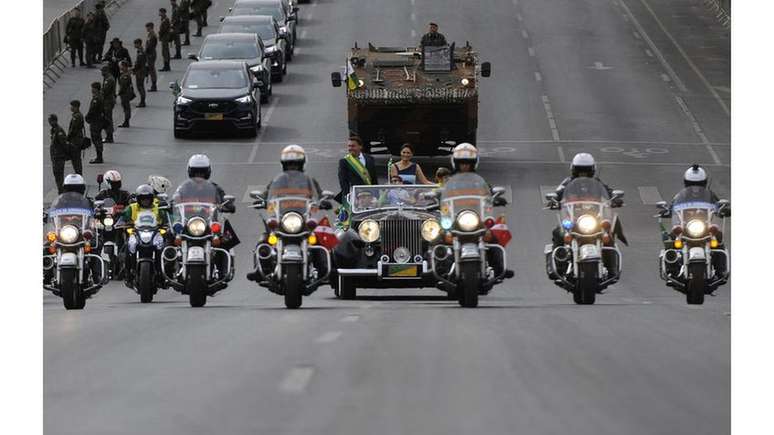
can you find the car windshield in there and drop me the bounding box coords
[200,40,260,60]
[351,185,438,212]
[221,23,276,40]
[184,68,247,89]
[232,6,284,21]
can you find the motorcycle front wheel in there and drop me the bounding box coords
[458,262,480,308]
[574,262,598,305]
[61,269,85,310]
[686,262,706,305]
[283,263,303,309]
[187,264,207,308]
[138,261,154,303]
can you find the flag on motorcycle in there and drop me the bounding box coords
[222,219,241,249]
[346,58,359,91]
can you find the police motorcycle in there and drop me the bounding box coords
[94,173,129,279]
[247,172,336,309]
[162,178,236,307]
[655,188,730,304]
[544,178,624,305]
[429,172,512,308]
[43,176,108,310]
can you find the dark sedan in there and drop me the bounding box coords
[229,0,297,61]
[219,15,288,81]
[171,61,262,138]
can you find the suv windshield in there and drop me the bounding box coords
[222,23,276,40]
[200,41,260,60]
[184,69,247,89]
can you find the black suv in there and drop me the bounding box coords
[171,61,262,138]
[219,15,288,81]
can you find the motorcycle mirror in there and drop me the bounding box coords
[94,200,105,209]
[321,190,335,201]
[612,189,624,199]
[331,71,342,87]
[656,201,667,210]
[544,192,558,202]
[492,186,506,197]
[249,190,265,200]
[96,173,104,184]
[157,193,168,201]
[223,195,236,204]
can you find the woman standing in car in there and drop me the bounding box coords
[389,143,433,185]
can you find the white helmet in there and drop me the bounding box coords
[280,144,306,170]
[450,142,479,171]
[571,153,596,177]
[148,175,171,194]
[63,173,86,194]
[104,169,122,189]
[187,154,211,179]
[683,164,708,187]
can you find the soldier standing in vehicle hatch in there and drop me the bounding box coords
[420,22,447,47]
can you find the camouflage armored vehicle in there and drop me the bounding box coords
[331,42,491,156]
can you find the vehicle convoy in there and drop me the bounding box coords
[544,178,625,305]
[190,33,273,102]
[431,172,512,307]
[655,186,730,304]
[162,178,237,307]
[43,186,108,310]
[219,15,289,80]
[228,0,298,60]
[331,42,491,156]
[247,171,337,308]
[171,61,263,138]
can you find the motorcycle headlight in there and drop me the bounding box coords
[235,95,253,104]
[139,230,153,243]
[456,210,480,232]
[103,217,114,227]
[59,225,79,244]
[281,212,304,233]
[421,219,441,241]
[358,219,380,243]
[186,217,207,236]
[685,219,707,237]
[576,215,598,234]
[176,96,192,105]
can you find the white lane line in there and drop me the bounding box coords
[279,366,315,394]
[534,72,542,82]
[528,47,535,57]
[645,49,653,57]
[632,31,641,40]
[673,95,721,164]
[249,97,280,163]
[618,0,687,92]
[411,29,416,38]
[300,29,307,39]
[638,186,664,204]
[661,73,671,82]
[516,13,523,22]
[410,0,415,5]
[340,314,360,322]
[556,145,566,162]
[636,0,730,116]
[521,29,529,39]
[410,12,416,22]
[541,95,561,141]
[316,331,343,343]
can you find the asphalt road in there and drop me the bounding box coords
[43,0,731,434]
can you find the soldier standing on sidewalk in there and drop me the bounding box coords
[94,1,111,62]
[101,65,117,143]
[179,0,192,46]
[118,61,135,128]
[170,0,183,58]
[65,8,85,67]
[49,114,77,194]
[86,82,106,164]
[145,22,159,92]
[133,39,148,107]
[66,101,85,176]
[159,8,172,72]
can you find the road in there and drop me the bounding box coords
[43,0,731,434]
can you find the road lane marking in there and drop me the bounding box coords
[340,314,360,322]
[316,331,343,343]
[300,29,307,39]
[541,95,560,141]
[556,145,566,162]
[645,49,653,57]
[516,13,523,22]
[673,95,721,164]
[410,12,416,22]
[411,29,416,38]
[618,0,687,92]
[635,0,730,116]
[534,72,542,82]
[249,97,280,163]
[279,366,315,394]
[633,31,641,40]
[521,29,529,39]
[638,186,664,204]
[661,73,671,82]
[528,47,535,57]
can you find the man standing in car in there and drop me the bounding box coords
[336,136,379,204]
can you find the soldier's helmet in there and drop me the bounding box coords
[280,144,306,171]
[451,142,479,171]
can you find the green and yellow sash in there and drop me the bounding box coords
[344,154,372,185]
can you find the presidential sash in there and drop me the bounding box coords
[344,154,372,185]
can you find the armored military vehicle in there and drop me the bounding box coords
[331,42,491,156]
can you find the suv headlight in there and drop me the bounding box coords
[59,225,79,244]
[235,95,253,104]
[281,212,304,233]
[358,219,380,242]
[456,211,480,232]
[421,219,441,241]
[576,215,598,234]
[176,96,192,105]
[685,219,707,237]
[187,217,206,236]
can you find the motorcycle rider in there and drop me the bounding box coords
[118,184,170,287]
[95,169,131,206]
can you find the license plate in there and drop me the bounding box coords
[386,264,419,277]
[579,244,600,259]
[187,246,205,261]
[205,113,224,120]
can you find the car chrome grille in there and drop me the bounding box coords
[380,219,422,262]
[192,101,238,113]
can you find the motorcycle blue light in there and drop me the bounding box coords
[562,219,573,230]
[173,223,184,234]
[441,217,453,230]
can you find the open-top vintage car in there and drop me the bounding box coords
[331,184,444,299]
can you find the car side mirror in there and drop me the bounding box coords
[331,71,342,87]
[169,81,181,96]
[481,61,491,78]
[187,53,198,61]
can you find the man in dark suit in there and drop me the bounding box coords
[336,136,379,204]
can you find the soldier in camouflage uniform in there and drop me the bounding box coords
[145,22,159,92]
[66,101,85,176]
[65,8,85,67]
[420,22,447,47]
[94,2,111,62]
[101,65,117,143]
[132,38,148,107]
[85,82,106,164]
[170,0,183,58]
[158,8,172,71]
[49,114,75,194]
[191,0,208,37]
[117,61,134,128]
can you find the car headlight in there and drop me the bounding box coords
[281,212,304,233]
[59,225,79,244]
[176,96,192,105]
[421,219,441,241]
[235,95,253,104]
[103,217,114,227]
[139,230,153,243]
[685,219,707,237]
[187,217,207,236]
[358,219,380,243]
[576,215,598,234]
[456,210,480,232]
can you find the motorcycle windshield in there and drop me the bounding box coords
[439,173,492,221]
[350,185,439,212]
[267,171,316,216]
[671,186,716,227]
[48,193,94,231]
[561,178,612,223]
[135,209,160,230]
[172,178,220,223]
